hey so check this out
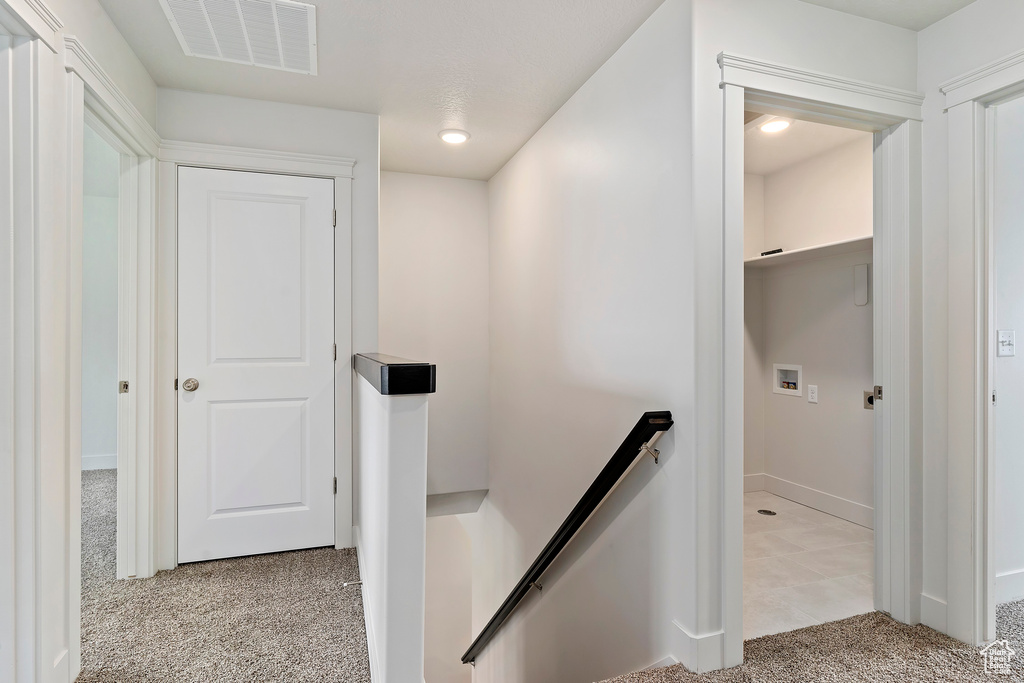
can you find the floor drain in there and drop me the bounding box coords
[757,509,777,516]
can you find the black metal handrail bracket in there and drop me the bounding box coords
[461,410,673,665]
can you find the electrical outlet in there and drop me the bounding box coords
[808,385,818,404]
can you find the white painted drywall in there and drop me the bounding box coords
[48,0,158,124]
[472,1,694,679]
[992,94,1024,604]
[379,172,489,495]
[467,1,918,678]
[762,137,873,252]
[744,174,765,259]
[759,251,874,525]
[425,516,472,683]
[156,88,379,354]
[354,375,428,683]
[917,0,1024,635]
[81,125,120,471]
[744,272,764,485]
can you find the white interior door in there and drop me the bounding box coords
[177,167,335,563]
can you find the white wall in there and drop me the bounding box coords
[917,0,1024,636]
[471,1,694,680]
[744,273,764,486]
[81,125,119,471]
[354,375,428,683]
[743,173,765,259]
[758,252,874,526]
[379,172,489,495]
[743,136,872,260]
[992,94,1024,603]
[157,90,379,359]
[425,516,472,683]
[48,0,158,124]
[763,137,873,251]
[465,1,918,679]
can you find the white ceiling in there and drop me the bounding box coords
[798,0,977,30]
[97,0,666,180]
[745,118,868,176]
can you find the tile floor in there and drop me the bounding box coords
[743,490,874,640]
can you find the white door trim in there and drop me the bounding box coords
[159,139,355,178]
[0,28,44,683]
[941,50,1024,647]
[0,0,61,52]
[720,52,923,666]
[63,36,160,157]
[155,143,355,571]
[64,36,159,679]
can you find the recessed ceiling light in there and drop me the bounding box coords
[760,118,791,133]
[439,129,470,144]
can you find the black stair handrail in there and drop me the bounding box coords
[461,411,674,665]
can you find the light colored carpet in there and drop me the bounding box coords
[79,469,371,683]
[997,598,1024,676]
[600,612,998,682]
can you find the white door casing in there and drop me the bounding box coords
[941,48,1024,647]
[177,167,336,563]
[720,53,923,667]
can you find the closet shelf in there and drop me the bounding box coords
[744,235,872,269]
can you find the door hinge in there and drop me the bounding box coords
[174,378,178,391]
[333,210,337,228]
[333,477,338,494]
[873,385,883,402]
[333,343,337,361]
[993,390,997,405]
[119,380,129,394]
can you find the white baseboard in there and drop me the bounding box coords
[920,593,947,632]
[671,621,724,674]
[996,568,1024,604]
[763,474,873,529]
[82,453,117,470]
[353,526,380,682]
[744,474,765,492]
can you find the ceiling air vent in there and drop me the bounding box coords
[158,0,317,75]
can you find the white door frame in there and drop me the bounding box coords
[0,17,55,683]
[719,53,924,665]
[155,140,355,571]
[940,48,1024,647]
[64,34,160,678]
[75,105,143,580]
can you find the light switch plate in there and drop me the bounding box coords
[808,385,818,404]
[998,330,1015,357]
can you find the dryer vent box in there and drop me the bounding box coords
[159,0,317,75]
[774,364,802,397]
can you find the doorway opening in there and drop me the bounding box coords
[741,113,876,639]
[75,106,144,678]
[80,117,124,582]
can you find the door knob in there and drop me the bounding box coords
[182,378,200,392]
